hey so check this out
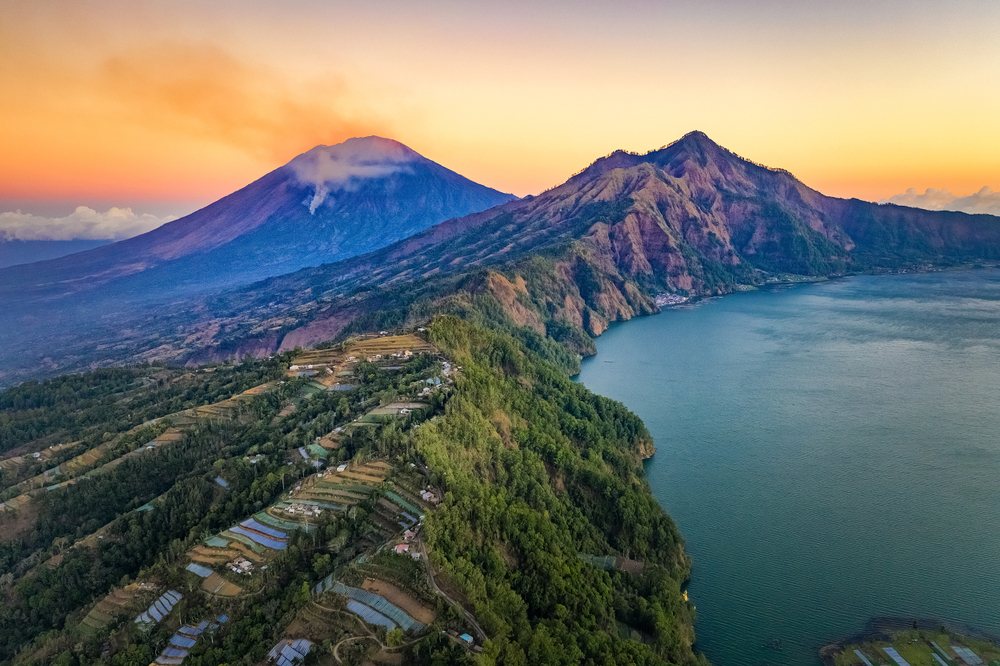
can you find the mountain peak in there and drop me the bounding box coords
[567,130,725,185]
[296,136,424,165]
[286,137,429,212]
[673,130,723,153]
[678,129,714,143]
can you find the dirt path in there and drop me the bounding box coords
[322,605,424,664]
[417,536,487,642]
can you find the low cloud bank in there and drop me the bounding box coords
[880,187,1000,217]
[0,207,176,241]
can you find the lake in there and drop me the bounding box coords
[575,270,1000,666]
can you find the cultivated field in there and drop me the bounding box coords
[361,578,436,625]
[288,333,438,387]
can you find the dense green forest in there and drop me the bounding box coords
[418,317,698,666]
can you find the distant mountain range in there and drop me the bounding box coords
[3,131,1000,386]
[0,239,112,269]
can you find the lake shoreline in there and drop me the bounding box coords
[578,262,1000,369]
[576,269,1000,665]
[819,618,1000,666]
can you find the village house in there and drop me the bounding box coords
[227,556,254,574]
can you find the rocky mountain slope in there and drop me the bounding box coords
[180,131,1000,359]
[4,131,1000,385]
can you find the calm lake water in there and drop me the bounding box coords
[576,270,1000,666]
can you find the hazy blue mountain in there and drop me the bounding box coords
[0,239,112,269]
[0,137,514,303]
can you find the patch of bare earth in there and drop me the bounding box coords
[360,579,435,625]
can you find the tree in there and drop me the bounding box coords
[387,627,404,647]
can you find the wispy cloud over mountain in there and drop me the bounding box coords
[287,137,420,213]
[0,207,175,241]
[880,187,1000,216]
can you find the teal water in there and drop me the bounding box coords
[575,270,1000,666]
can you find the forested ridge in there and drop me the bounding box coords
[0,314,702,666]
[418,317,699,665]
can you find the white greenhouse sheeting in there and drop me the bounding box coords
[952,646,984,666]
[883,647,913,666]
[346,599,397,630]
[134,590,182,627]
[186,562,213,578]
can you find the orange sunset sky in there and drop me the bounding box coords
[2,0,998,223]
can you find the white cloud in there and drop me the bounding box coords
[0,206,176,241]
[880,187,1000,217]
[286,136,421,213]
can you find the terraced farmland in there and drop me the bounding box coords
[134,589,182,630]
[78,586,150,636]
[3,380,280,516]
[330,582,426,633]
[361,578,436,625]
[153,617,227,666]
[287,462,388,511]
[0,440,82,475]
[289,333,439,388]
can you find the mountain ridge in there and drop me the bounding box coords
[179,130,1000,360]
[3,131,1000,385]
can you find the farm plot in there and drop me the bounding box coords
[189,546,234,565]
[46,441,113,479]
[292,464,387,507]
[289,333,439,387]
[0,440,82,475]
[361,579,435,625]
[376,498,416,531]
[153,617,227,665]
[369,506,404,537]
[219,529,267,554]
[200,572,242,597]
[257,509,318,533]
[228,524,287,550]
[388,484,433,513]
[285,602,360,643]
[330,582,426,633]
[188,538,265,567]
[77,585,149,635]
[0,493,31,512]
[134,589,182,629]
[338,469,385,485]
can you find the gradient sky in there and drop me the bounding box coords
[2,0,999,225]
